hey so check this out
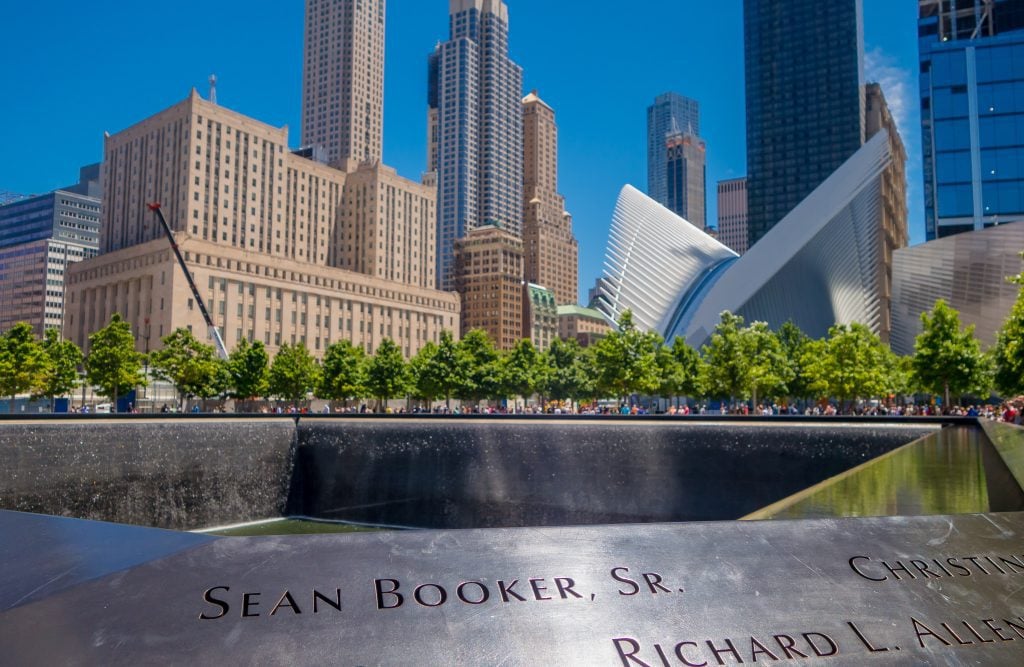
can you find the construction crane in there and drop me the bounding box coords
[147,203,229,360]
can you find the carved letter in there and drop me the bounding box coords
[375,579,403,610]
[849,556,887,582]
[270,591,301,616]
[199,586,230,620]
[612,567,640,596]
[612,637,651,667]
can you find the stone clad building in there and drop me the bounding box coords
[65,92,458,358]
[522,91,578,306]
[453,223,523,350]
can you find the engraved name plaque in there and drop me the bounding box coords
[2,510,1024,664]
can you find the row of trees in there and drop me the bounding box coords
[1,283,1022,411]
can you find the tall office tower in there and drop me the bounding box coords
[67,91,459,361]
[665,131,707,228]
[717,177,749,254]
[744,0,866,248]
[0,165,100,335]
[428,0,524,291]
[647,93,701,208]
[453,223,524,350]
[866,83,909,344]
[301,0,386,170]
[918,0,1024,240]
[522,91,578,305]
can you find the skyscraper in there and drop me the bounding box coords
[0,165,100,336]
[522,90,578,305]
[665,131,706,228]
[646,93,700,209]
[744,0,866,248]
[918,0,1024,240]
[428,0,524,291]
[301,0,386,170]
[717,177,749,254]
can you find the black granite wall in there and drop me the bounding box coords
[288,420,941,528]
[0,420,296,531]
[0,417,954,531]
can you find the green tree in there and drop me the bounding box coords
[416,331,469,408]
[700,311,751,407]
[593,311,662,404]
[671,337,705,400]
[85,314,146,411]
[39,328,82,411]
[269,342,320,406]
[149,328,226,411]
[806,323,888,412]
[501,338,544,406]
[408,341,440,407]
[913,300,992,407]
[227,339,270,406]
[655,344,686,404]
[365,339,408,412]
[318,340,367,407]
[777,321,814,403]
[458,329,502,405]
[0,323,49,413]
[993,266,1024,397]
[744,321,794,407]
[542,337,593,405]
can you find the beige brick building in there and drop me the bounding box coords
[557,304,612,348]
[335,163,437,289]
[67,92,458,359]
[65,237,457,359]
[522,91,578,306]
[866,83,909,345]
[302,0,386,168]
[454,224,524,350]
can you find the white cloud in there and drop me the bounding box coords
[865,46,927,245]
[865,47,914,141]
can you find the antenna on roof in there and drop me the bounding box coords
[209,74,218,105]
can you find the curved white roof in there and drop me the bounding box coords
[597,185,738,333]
[597,131,894,346]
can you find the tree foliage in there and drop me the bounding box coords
[542,337,594,403]
[501,339,545,402]
[86,314,145,408]
[593,311,661,402]
[149,328,226,408]
[994,271,1024,397]
[365,339,408,410]
[415,331,468,407]
[227,338,270,401]
[700,312,752,402]
[777,321,814,401]
[0,323,49,411]
[318,340,366,405]
[39,328,83,406]
[912,300,991,405]
[805,323,889,408]
[458,329,502,403]
[269,342,320,404]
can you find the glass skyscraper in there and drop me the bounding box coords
[428,0,524,291]
[646,93,700,215]
[919,0,1024,240]
[744,0,865,248]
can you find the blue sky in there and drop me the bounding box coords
[0,0,921,303]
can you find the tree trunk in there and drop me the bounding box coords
[944,382,951,413]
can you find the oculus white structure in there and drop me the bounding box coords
[597,131,895,347]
